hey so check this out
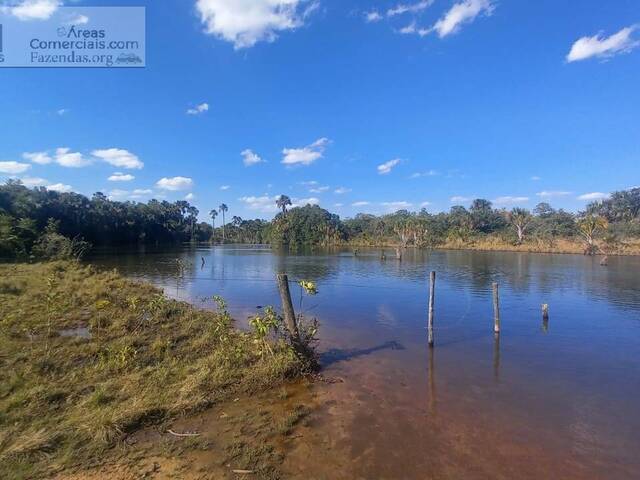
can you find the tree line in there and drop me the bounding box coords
[2,180,639,259]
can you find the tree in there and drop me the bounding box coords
[219,203,228,243]
[577,214,608,255]
[508,208,533,244]
[209,209,218,243]
[276,195,292,215]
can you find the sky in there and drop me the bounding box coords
[0,0,639,221]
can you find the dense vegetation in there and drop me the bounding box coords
[2,180,640,257]
[0,262,314,479]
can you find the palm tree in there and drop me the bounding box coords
[209,209,218,243]
[219,203,228,243]
[276,195,292,215]
[508,208,533,244]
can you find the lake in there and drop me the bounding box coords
[89,245,640,479]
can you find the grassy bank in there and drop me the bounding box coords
[347,236,640,256]
[0,262,310,479]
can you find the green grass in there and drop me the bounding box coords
[0,261,308,479]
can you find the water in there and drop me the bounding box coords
[89,245,640,479]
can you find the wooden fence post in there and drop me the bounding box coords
[277,274,300,340]
[542,303,549,332]
[492,282,500,334]
[428,271,435,347]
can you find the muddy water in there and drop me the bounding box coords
[90,245,640,479]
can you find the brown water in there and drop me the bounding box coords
[90,245,640,479]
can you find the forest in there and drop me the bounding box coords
[1,180,639,258]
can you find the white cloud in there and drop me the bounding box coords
[365,10,382,23]
[0,161,31,174]
[56,108,69,116]
[47,183,72,193]
[282,137,330,166]
[107,189,129,200]
[133,189,153,195]
[186,102,209,115]
[333,203,344,207]
[108,172,135,182]
[334,187,351,194]
[531,175,541,181]
[23,151,53,165]
[387,1,433,17]
[156,176,194,191]
[185,193,196,201]
[291,197,319,207]
[220,185,231,190]
[92,148,143,169]
[451,195,472,203]
[3,0,60,21]
[239,195,280,213]
[420,201,432,207]
[377,158,401,175]
[381,201,412,210]
[432,0,494,38]
[567,26,639,63]
[19,176,49,187]
[352,201,370,207]
[300,180,318,186]
[309,185,329,193]
[65,13,88,25]
[493,196,529,205]
[52,148,91,168]
[536,191,572,198]
[241,149,264,166]
[410,170,438,178]
[195,0,315,49]
[578,192,610,201]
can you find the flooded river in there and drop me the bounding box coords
[89,245,640,479]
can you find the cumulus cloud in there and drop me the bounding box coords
[47,183,72,193]
[220,185,231,190]
[451,195,472,203]
[55,148,91,168]
[377,158,401,175]
[420,201,432,207]
[291,197,319,207]
[108,172,135,182]
[239,195,280,213]
[156,176,194,191]
[493,196,529,205]
[334,187,351,194]
[92,148,143,169]
[309,185,329,193]
[186,102,209,115]
[107,189,129,200]
[241,149,264,166]
[432,0,494,38]
[131,189,153,199]
[22,151,53,164]
[282,137,330,166]
[352,201,370,207]
[19,176,49,187]
[195,0,316,49]
[567,26,639,62]
[536,191,572,198]
[578,192,610,201]
[0,161,31,174]
[3,0,61,21]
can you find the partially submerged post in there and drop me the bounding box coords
[542,303,549,332]
[492,282,500,334]
[396,247,402,261]
[276,273,300,340]
[428,271,436,347]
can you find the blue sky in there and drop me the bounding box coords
[1,0,639,221]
